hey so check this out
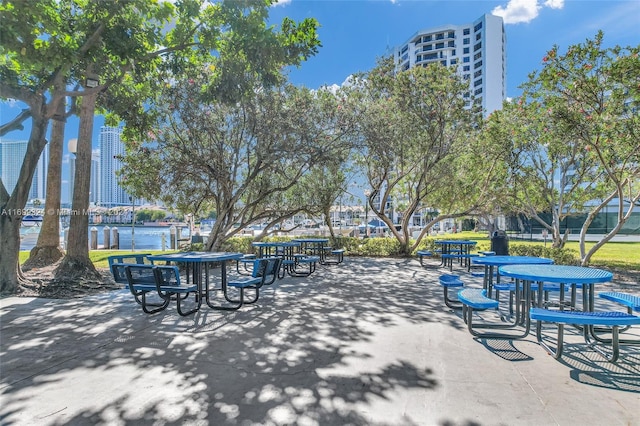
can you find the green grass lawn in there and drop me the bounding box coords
[447,231,639,271]
[19,250,177,269]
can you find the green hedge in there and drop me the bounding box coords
[508,243,580,266]
[216,235,580,265]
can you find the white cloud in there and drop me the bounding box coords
[492,0,564,25]
[543,0,564,9]
[272,0,292,6]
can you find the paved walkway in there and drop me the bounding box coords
[1,257,639,425]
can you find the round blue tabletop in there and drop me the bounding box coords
[499,264,613,284]
[435,240,477,245]
[149,251,244,263]
[252,241,301,247]
[472,255,554,266]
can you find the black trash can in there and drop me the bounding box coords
[491,230,509,255]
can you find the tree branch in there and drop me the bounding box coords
[0,108,32,137]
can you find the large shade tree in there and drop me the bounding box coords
[489,32,639,263]
[348,57,494,255]
[0,0,320,293]
[118,77,353,251]
[0,0,107,293]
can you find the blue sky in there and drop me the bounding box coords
[2,0,639,202]
[269,0,640,96]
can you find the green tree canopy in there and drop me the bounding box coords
[347,56,491,254]
[501,32,639,263]
[119,77,353,250]
[0,0,320,293]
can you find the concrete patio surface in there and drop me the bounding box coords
[1,257,639,425]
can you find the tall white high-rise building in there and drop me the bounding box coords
[0,139,48,201]
[99,126,129,207]
[31,142,48,201]
[68,152,76,204]
[90,149,100,205]
[394,13,506,115]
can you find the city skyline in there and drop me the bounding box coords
[0,139,47,201]
[2,126,129,207]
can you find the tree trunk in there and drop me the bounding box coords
[0,215,23,294]
[55,90,100,281]
[23,99,66,270]
[0,115,49,293]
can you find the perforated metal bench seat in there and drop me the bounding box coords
[456,288,528,338]
[417,250,436,267]
[211,258,281,310]
[438,274,464,309]
[297,255,320,263]
[441,253,466,259]
[124,264,201,316]
[322,249,345,265]
[287,256,320,277]
[530,307,640,362]
[530,308,640,326]
[129,282,198,293]
[228,276,262,288]
[438,274,463,287]
[457,288,499,310]
[599,292,640,312]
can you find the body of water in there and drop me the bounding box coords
[19,225,191,251]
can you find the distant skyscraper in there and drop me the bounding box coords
[394,13,506,115]
[99,126,129,207]
[0,139,47,201]
[31,142,48,201]
[90,148,100,205]
[68,152,76,204]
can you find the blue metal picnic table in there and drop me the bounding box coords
[435,240,477,270]
[148,251,244,308]
[472,255,554,297]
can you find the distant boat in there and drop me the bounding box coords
[22,215,43,227]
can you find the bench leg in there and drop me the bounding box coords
[226,287,260,305]
[588,307,637,342]
[129,286,167,308]
[535,320,565,360]
[140,291,171,314]
[175,291,202,316]
[462,305,531,339]
[236,260,254,275]
[535,320,622,362]
[322,253,343,265]
[443,287,463,309]
[419,255,433,267]
[206,287,245,311]
[289,261,316,277]
[584,325,621,362]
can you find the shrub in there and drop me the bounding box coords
[221,236,254,253]
[222,235,408,257]
[509,243,580,265]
